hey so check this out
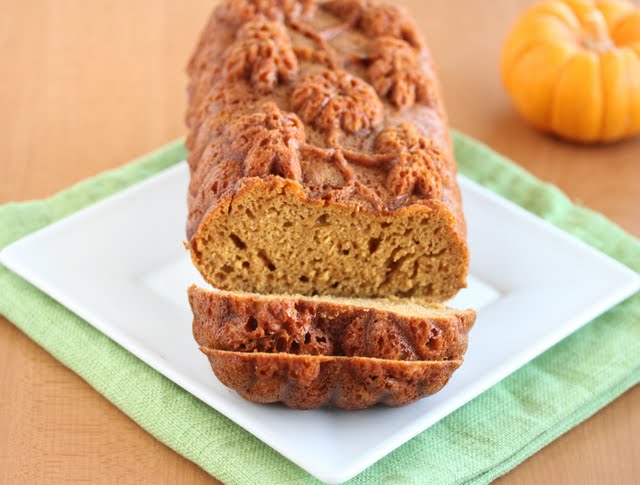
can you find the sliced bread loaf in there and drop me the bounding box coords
[186,0,469,301]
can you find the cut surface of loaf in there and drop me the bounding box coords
[189,285,476,362]
[185,0,469,301]
[202,349,461,409]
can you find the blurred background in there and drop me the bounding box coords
[1,1,638,484]
[1,0,639,237]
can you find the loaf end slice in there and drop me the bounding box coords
[202,349,461,410]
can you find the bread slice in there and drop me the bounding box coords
[189,285,476,362]
[201,349,461,410]
[185,0,469,301]
[189,286,475,409]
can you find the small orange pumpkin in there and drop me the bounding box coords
[501,0,640,143]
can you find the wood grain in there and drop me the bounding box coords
[0,0,638,484]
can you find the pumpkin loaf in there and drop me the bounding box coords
[189,286,475,409]
[186,0,469,301]
[189,285,476,362]
[201,349,461,409]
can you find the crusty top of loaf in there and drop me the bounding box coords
[185,0,465,240]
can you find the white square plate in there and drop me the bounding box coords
[2,162,638,484]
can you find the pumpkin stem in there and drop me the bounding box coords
[582,11,614,52]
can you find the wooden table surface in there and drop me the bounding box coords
[1,0,638,483]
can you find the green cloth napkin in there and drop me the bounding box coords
[1,133,638,485]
